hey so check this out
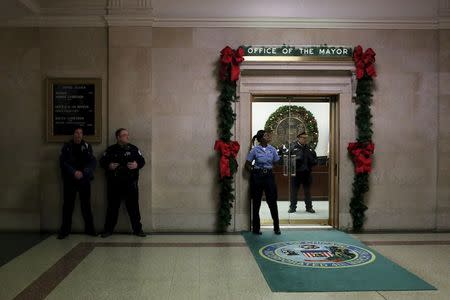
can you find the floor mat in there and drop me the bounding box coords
[242,229,436,292]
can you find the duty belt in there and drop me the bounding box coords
[253,168,272,174]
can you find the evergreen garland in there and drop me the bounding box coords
[217,79,238,231]
[348,46,376,231]
[215,46,244,232]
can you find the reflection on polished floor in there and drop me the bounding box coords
[0,232,449,299]
[260,201,329,225]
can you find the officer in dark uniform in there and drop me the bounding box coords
[58,127,97,239]
[288,131,318,213]
[100,128,146,237]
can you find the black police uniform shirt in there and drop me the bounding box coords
[100,143,145,182]
[289,142,317,172]
[60,140,96,182]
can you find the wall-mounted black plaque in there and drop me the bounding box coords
[47,78,101,142]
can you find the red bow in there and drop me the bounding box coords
[219,46,245,82]
[353,45,377,80]
[348,142,375,174]
[214,140,240,178]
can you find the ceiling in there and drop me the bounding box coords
[0,0,449,28]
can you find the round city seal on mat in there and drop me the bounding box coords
[259,241,376,268]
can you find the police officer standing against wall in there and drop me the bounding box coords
[58,127,97,239]
[288,132,318,214]
[100,128,146,237]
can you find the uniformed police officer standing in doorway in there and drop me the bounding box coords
[288,132,318,214]
[245,130,281,235]
[100,128,146,237]
[58,127,97,239]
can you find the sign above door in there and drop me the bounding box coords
[242,45,353,61]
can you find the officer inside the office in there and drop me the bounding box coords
[288,131,318,214]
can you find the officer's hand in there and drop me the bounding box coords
[74,171,84,180]
[109,163,119,170]
[127,161,138,170]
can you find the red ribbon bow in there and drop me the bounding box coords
[347,142,375,174]
[214,140,240,178]
[353,45,377,80]
[219,46,245,82]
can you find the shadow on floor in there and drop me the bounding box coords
[0,232,51,267]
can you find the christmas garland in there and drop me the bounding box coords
[348,45,376,231]
[214,44,376,232]
[264,105,319,149]
[214,46,244,231]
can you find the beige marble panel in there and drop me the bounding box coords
[437,30,450,230]
[439,30,450,73]
[152,28,194,48]
[151,43,223,231]
[109,26,152,48]
[108,26,153,232]
[0,28,41,230]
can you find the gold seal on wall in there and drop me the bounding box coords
[264,105,318,149]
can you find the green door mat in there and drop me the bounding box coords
[242,230,436,292]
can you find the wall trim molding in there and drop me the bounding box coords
[152,17,440,30]
[2,16,449,29]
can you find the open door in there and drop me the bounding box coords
[251,95,337,227]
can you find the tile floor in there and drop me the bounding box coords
[0,232,449,299]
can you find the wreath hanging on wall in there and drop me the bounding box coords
[214,45,376,232]
[264,105,319,150]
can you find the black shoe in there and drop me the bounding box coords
[57,232,69,240]
[100,232,112,238]
[274,229,281,235]
[288,208,296,213]
[134,231,146,237]
[252,231,262,235]
[306,208,316,213]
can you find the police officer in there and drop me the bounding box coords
[245,130,281,235]
[100,128,146,237]
[58,127,97,239]
[288,131,318,213]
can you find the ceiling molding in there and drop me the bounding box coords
[105,15,154,27]
[17,0,40,14]
[152,18,439,30]
[439,17,450,28]
[0,15,106,27]
[2,0,450,29]
[1,16,446,29]
[107,0,152,15]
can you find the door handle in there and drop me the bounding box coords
[290,155,296,176]
[283,155,288,176]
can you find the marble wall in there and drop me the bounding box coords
[0,26,448,232]
[108,27,153,232]
[437,30,450,230]
[0,28,41,230]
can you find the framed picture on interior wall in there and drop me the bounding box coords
[46,77,102,143]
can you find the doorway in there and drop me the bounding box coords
[250,95,338,227]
